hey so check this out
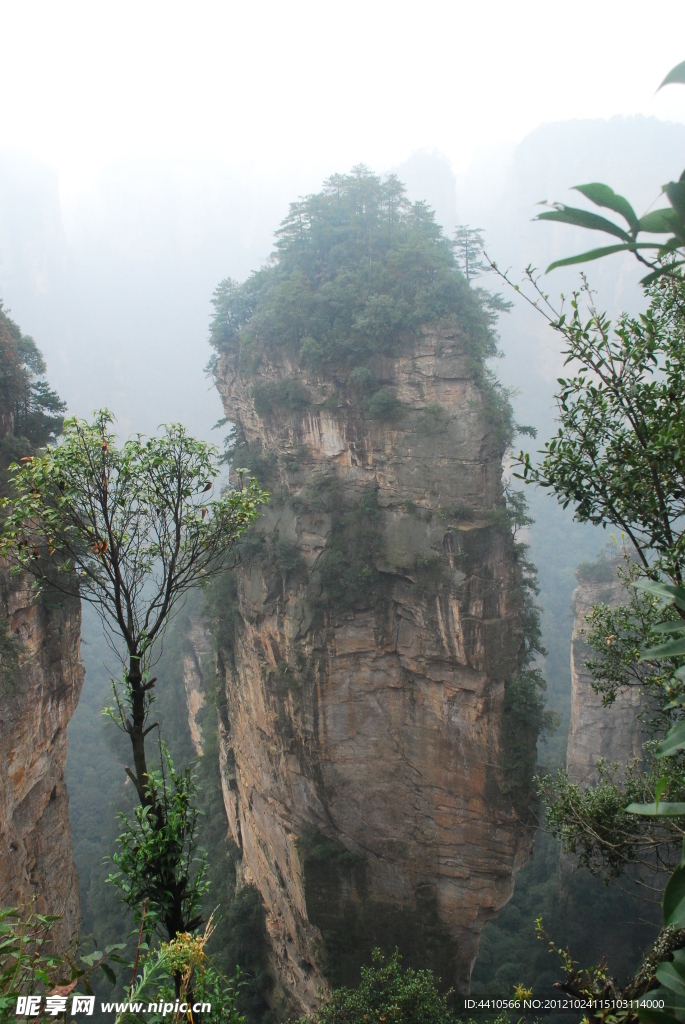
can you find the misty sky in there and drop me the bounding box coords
[5,0,685,725]
[4,1,685,194]
[2,1,685,446]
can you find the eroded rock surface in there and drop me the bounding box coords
[213,324,535,1013]
[567,562,641,784]
[182,615,213,757]
[0,571,83,947]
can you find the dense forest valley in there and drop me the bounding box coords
[2,100,685,1024]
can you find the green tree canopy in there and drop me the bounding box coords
[0,411,267,944]
[513,273,685,585]
[453,224,488,282]
[0,300,65,455]
[298,949,457,1024]
[209,166,504,376]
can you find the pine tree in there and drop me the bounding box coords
[453,224,488,282]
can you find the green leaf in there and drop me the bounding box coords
[659,61,685,90]
[546,244,634,273]
[659,962,685,997]
[651,620,685,634]
[664,865,685,928]
[657,721,685,758]
[573,183,639,231]
[641,637,685,661]
[634,580,685,609]
[656,777,669,809]
[638,209,680,234]
[665,180,685,224]
[537,206,631,241]
[99,962,117,984]
[640,259,685,286]
[626,801,685,816]
[637,1006,681,1024]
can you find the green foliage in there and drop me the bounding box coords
[453,225,488,283]
[0,303,65,507]
[0,411,267,645]
[0,616,23,694]
[575,553,619,584]
[0,408,266,949]
[540,758,684,879]
[317,487,384,612]
[272,540,306,580]
[367,388,400,421]
[252,380,309,417]
[0,905,125,1022]
[539,558,685,878]
[500,670,555,817]
[213,888,272,1024]
[347,366,375,394]
[472,830,658,1003]
[296,948,456,1024]
[186,960,244,1024]
[514,272,685,584]
[67,597,274,1023]
[108,746,208,941]
[531,65,685,286]
[110,929,244,1024]
[0,301,65,456]
[581,561,683,724]
[494,489,553,815]
[531,573,685,1024]
[209,167,504,376]
[202,570,241,658]
[538,180,685,286]
[298,825,363,867]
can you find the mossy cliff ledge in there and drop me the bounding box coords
[212,322,533,1010]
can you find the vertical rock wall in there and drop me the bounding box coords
[566,562,641,784]
[182,615,213,757]
[0,570,84,948]
[212,323,536,1013]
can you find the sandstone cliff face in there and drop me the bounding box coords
[213,322,535,1012]
[182,615,213,757]
[0,571,84,948]
[566,562,641,784]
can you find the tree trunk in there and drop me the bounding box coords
[128,654,153,808]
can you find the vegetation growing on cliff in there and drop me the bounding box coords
[0,302,65,476]
[0,411,268,1020]
[482,59,685,1015]
[297,948,458,1024]
[67,595,275,1023]
[540,556,685,879]
[208,166,513,440]
[499,267,685,881]
[317,485,383,612]
[496,488,556,818]
[210,166,503,369]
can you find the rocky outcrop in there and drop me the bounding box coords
[0,571,83,948]
[567,560,641,784]
[213,323,535,1013]
[182,616,213,757]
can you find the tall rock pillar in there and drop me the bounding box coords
[212,322,536,1013]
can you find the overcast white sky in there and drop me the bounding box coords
[3,0,685,194]
[2,0,685,446]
